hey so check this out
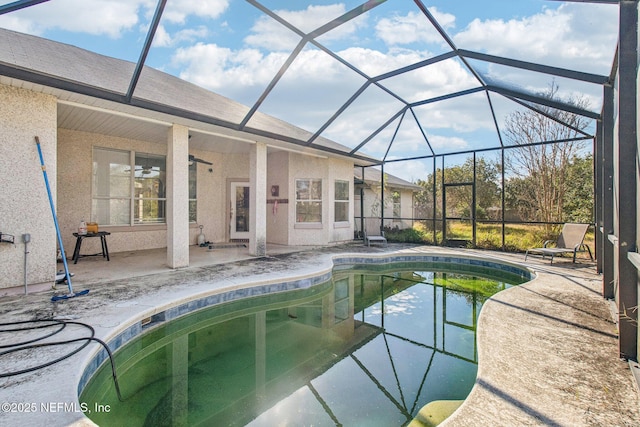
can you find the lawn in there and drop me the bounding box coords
[384,221,595,259]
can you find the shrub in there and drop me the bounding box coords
[384,227,428,243]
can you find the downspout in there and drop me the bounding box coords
[380,163,385,234]
[361,166,365,240]
[433,156,437,244]
[501,148,506,250]
[22,233,30,294]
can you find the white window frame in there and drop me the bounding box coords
[92,147,172,226]
[334,180,349,223]
[295,178,322,224]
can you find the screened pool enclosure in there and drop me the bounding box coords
[0,1,637,359]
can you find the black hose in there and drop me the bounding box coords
[0,319,66,348]
[0,319,125,402]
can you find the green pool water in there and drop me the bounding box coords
[80,263,528,426]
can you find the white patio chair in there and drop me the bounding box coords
[364,218,387,247]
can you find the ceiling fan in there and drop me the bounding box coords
[126,165,156,175]
[189,154,212,165]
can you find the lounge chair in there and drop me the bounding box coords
[525,223,593,264]
[364,218,387,247]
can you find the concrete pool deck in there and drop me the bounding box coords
[0,243,638,426]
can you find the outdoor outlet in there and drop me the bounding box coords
[22,233,31,243]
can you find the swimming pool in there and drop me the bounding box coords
[79,255,531,426]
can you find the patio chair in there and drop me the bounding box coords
[525,223,593,264]
[363,218,387,247]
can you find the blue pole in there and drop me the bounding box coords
[35,137,74,294]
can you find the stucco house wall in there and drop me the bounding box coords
[355,186,416,230]
[57,127,356,256]
[57,128,168,255]
[288,154,354,246]
[0,82,355,290]
[388,190,415,229]
[192,148,232,244]
[328,158,355,243]
[0,85,57,289]
[267,151,290,245]
[353,166,419,233]
[57,129,255,254]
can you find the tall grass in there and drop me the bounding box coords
[384,222,594,258]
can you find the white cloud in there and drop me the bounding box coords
[151,24,209,48]
[380,57,479,103]
[453,3,618,74]
[286,3,367,38]
[0,0,142,38]
[152,24,172,47]
[159,0,229,24]
[0,0,227,40]
[244,14,301,52]
[384,160,431,183]
[322,96,403,151]
[173,42,289,98]
[0,15,35,34]
[376,8,455,46]
[428,135,469,150]
[245,4,367,51]
[456,11,567,56]
[339,46,426,77]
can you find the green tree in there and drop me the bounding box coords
[414,176,438,221]
[504,175,537,220]
[563,154,593,222]
[503,83,591,225]
[414,157,501,221]
[447,158,500,219]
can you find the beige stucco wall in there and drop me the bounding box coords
[328,158,354,243]
[390,190,414,229]
[356,185,415,230]
[288,154,354,246]
[56,130,357,263]
[0,85,57,289]
[266,151,289,245]
[0,83,355,289]
[191,149,245,244]
[57,128,169,255]
[57,129,252,257]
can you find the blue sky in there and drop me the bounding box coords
[0,1,620,181]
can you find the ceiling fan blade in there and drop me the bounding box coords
[189,154,213,165]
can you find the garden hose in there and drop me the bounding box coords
[0,319,124,402]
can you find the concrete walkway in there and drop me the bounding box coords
[443,251,640,427]
[0,244,638,427]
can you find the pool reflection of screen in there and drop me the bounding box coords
[82,262,523,427]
